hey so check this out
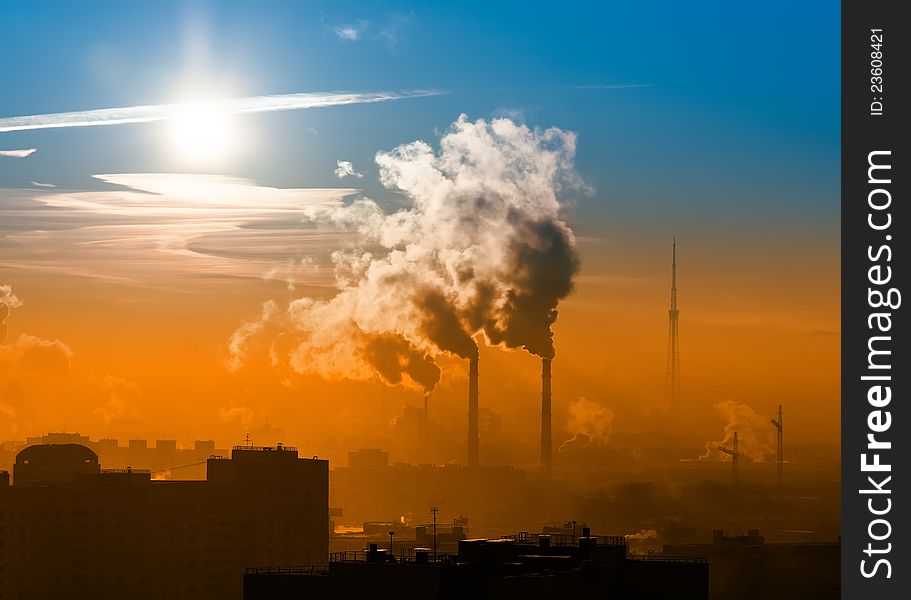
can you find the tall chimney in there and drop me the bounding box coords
[541,357,552,475]
[422,391,430,435]
[468,356,479,467]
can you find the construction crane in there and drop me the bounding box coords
[771,405,783,492]
[716,431,740,485]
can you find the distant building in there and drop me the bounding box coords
[0,443,328,600]
[331,454,530,528]
[664,529,839,599]
[244,529,709,599]
[0,433,231,480]
[347,448,389,469]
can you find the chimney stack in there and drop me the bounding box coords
[468,356,479,467]
[541,357,552,475]
[421,391,431,436]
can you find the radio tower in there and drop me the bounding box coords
[666,238,680,407]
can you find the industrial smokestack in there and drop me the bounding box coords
[421,391,431,437]
[541,357,552,475]
[468,356,479,467]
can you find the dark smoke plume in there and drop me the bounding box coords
[229,115,582,383]
[363,333,441,391]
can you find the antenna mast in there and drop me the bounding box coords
[666,238,680,407]
[430,506,440,560]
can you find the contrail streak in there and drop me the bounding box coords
[0,90,439,133]
[0,148,37,157]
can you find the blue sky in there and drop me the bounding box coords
[0,1,839,231]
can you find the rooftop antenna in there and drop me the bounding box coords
[770,405,783,492]
[244,433,252,448]
[430,506,440,560]
[716,431,740,485]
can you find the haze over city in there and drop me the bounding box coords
[0,3,844,599]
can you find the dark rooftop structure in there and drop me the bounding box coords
[245,528,709,599]
[665,528,839,599]
[13,443,101,486]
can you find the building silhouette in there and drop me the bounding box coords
[13,443,101,485]
[664,529,839,599]
[331,452,529,529]
[0,443,328,600]
[1,433,230,481]
[245,529,709,599]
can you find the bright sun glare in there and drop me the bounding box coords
[168,102,235,163]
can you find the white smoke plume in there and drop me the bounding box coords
[90,375,142,425]
[263,257,320,292]
[1,284,24,342]
[335,160,364,178]
[700,400,775,463]
[559,396,614,452]
[624,529,661,555]
[220,404,256,427]
[625,529,659,541]
[151,469,174,481]
[229,114,582,390]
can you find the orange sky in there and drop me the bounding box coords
[0,204,839,469]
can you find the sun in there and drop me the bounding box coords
[168,102,235,163]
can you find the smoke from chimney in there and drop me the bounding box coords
[559,396,615,452]
[363,333,441,391]
[227,116,584,461]
[700,400,775,463]
[1,284,23,343]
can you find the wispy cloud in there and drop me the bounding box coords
[0,89,440,134]
[567,83,652,91]
[333,14,410,47]
[492,107,526,121]
[334,160,363,178]
[377,13,412,47]
[334,20,369,41]
[30,181,56,188]
[0,174,360,291]
[0,148,37,157]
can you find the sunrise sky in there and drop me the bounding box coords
[0,1,839,467]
